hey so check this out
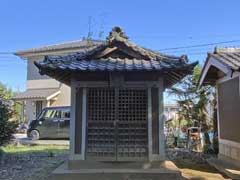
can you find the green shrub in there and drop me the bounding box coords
[0,96,17,146]
[0,119,17,146]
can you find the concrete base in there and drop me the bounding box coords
[218,153,240,168]
[219,141,240,163]
[50,160,181,180]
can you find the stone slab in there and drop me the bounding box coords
[50,160,181,180]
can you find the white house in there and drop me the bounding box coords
[14,39,102,122]
[199,47,240,166]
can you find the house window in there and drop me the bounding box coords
[36,101,43,118]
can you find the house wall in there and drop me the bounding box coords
[27,56,61,89]
[23,55,71,121]
[51,84,71,106]
[218,77,240,143]
[25,99,47,121]
[18,45,99,122]
[27,79,60,89]
[27,57,51,80]
[217,74,240,164]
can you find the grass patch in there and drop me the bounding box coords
[1,144,69,154]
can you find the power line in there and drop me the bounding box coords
[132,33,240,40]
[0,38,240,56]
[157,39,240,51]
[0,52,15,55]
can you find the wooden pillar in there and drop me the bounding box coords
[148,78,165,161]
[151,87,160,154]
[158,80,165,160]
[74,88,83,155]
[81,88,87,159]
[69,80,76,158]
[70,79,86,160]
[148,87,153,160]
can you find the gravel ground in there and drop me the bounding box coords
[0,148,229,180]
[0,152,68,180]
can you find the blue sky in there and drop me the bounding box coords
[1,0,240,101]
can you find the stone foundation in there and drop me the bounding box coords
[50,160,181,180]
[219,141,240,166]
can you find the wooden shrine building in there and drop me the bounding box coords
[35,27,197,179]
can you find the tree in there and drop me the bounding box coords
[0,82,21,122]
[0,83,18,146]
[167,66,214,150]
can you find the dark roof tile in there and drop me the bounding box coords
[35,27,197,86]
[36,58,196,72]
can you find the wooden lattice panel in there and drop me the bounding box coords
[118,89,148,160]
[86,88,116,160]
[86,88,148,161]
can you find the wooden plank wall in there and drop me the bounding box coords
[218,77,240,143]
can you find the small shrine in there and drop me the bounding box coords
[35,27,197,180]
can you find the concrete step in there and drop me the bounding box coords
[50,160,181,180]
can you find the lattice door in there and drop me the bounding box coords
[117,89,148,160]
[86,88,148,161]
[86,88,116,160]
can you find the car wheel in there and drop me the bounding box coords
[30,130,40,140]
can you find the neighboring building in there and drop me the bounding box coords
[13,39,102,122]
[163,104,179,122]
[35,27,197,179]
[199,47,240,165]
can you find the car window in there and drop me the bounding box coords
[43,109,60,118]
[61,109,70,118]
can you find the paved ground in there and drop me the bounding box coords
[13,134,69,146]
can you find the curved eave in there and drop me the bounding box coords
[35,61,198,87]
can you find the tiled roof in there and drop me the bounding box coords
[209,48,240,70]
[35,27,197,86]
[198,47,240,86]
[15,39,102,56]
[36,57,196,72]
[13,88,60,100]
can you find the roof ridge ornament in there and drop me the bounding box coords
[107,26,128,42]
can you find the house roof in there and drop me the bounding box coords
[209,48,240,70]
[35,27,197,86]
[15,39,102,57]
[13,88,60,100]
[199,47,240,86]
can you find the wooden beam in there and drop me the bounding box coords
[171,71,184,78]
[94,47,118,58]
[165,73,179,82]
